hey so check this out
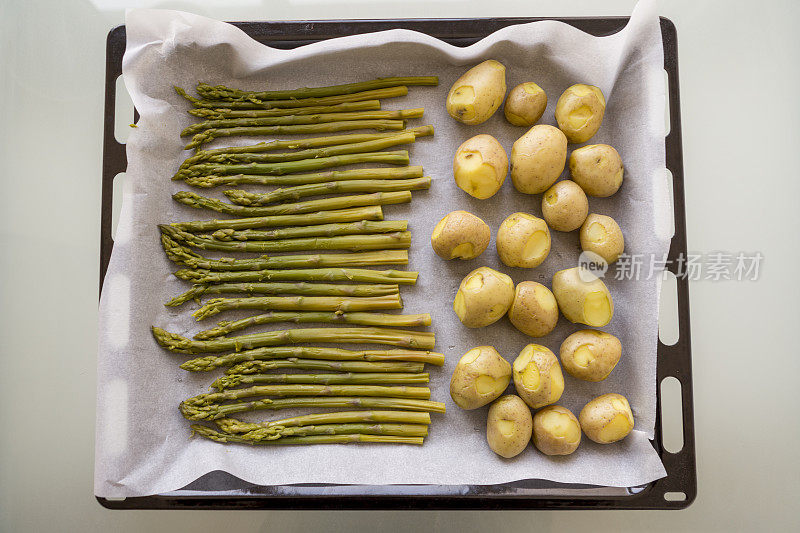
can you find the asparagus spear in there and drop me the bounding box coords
[173,267,416,286]
[217,410,431,433]
[171,205,384,232]
[181,109,424,136]
[191,425,424,445]
[187,100,381,119]
[152,325,436,354]
[212,372,429,391]
[184,166,424,189]
[210,423,428,441]
[176,85,409,110]
[209,220,407,241]
[167,282,400,307]
[177,132,418,179]
[183,356,426,373]
[192,294,403,320]
[186,120,406,149]
[173,190,412,217]
[195,76,438,101]
[183,395,445,420]
[193,311,430,339]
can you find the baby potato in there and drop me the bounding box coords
[453,267,515,328]
[555,84,606,143]
[450,346,512,409]
[510,125,568,194]
[569,144,624,197]
[551,267,614,327]
[508,281,559,338]
[431,210,491,260]
[532,405,582,456]
[496,213,551,268]
[541,180,589,232]
[512,344,564,409]
[579,393,634,444]
[504,82,547,127]
[559,329,622,382]
[580,214,625,264]
[486,395,533,458]
[446,60,507,125]
[453,134,508,199]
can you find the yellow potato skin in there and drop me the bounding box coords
[450,346,512,410]
[446,60,507,125]
[579,393,634,444]
[532,405,582,456]
[559,329,622,382]
[541,180,589,232]
[431,210,491,260]
[496,213,551,268]
[579,214,625,264]
[551,267,614,327]
[510,125,568,194]
[555,84,606,144]
[508,281,559,337]
[569,144,624,197]
[512,344,564,409]
[486,395,533,458]
[453,267,515,328]
[453,134,508,199]
[504,82,547,127]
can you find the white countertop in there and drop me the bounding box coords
[1,1,798,531]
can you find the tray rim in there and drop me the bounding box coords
[97,15,695,511]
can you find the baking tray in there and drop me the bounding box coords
[97,16,695,510]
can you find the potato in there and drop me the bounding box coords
[541,180,589,232]
[486,395,533,458]
[453,267,515,328]
[551,267,614,327]
[532,405,581,456]
[580,214,625,264]
[555,84,606,143]
[453,134,508,199]
[512,344,564,409]
[579,393,634,444]
[559,329,622,382]
[508,281,558,337]
[504,82,547,127]
[450,346,512,409]
[446,60,507,125]
[431,210,491,260]
[569,144,623,197]
[496,213,551,268]
[510,125,568,194]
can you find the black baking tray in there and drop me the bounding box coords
[98,16,695,510]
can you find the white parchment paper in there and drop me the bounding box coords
[96,0,670,498]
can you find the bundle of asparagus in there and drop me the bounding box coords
[153,76,441,447]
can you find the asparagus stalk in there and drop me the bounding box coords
[177,132,418,179]
[195,76,438,101]
[217,410,431,433]
[187,100,381,119]
[153,326,436,354]
[176,85,409,110]
[183,356,426,374]
[212,372,429,391]
[183,395,445,420]
[193,311,431,339]
[178,127,432,171]
[209,220,407,241]
[186,120,406,149]
[173,190,412,217]
[184,166,425,189]
[212,423,428,441]
[173,267,417,285]
[181,109,424,136]
[171,205,384,232]
[167,283,400,307]
[192,294,403,320]
[191,425,424,445]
